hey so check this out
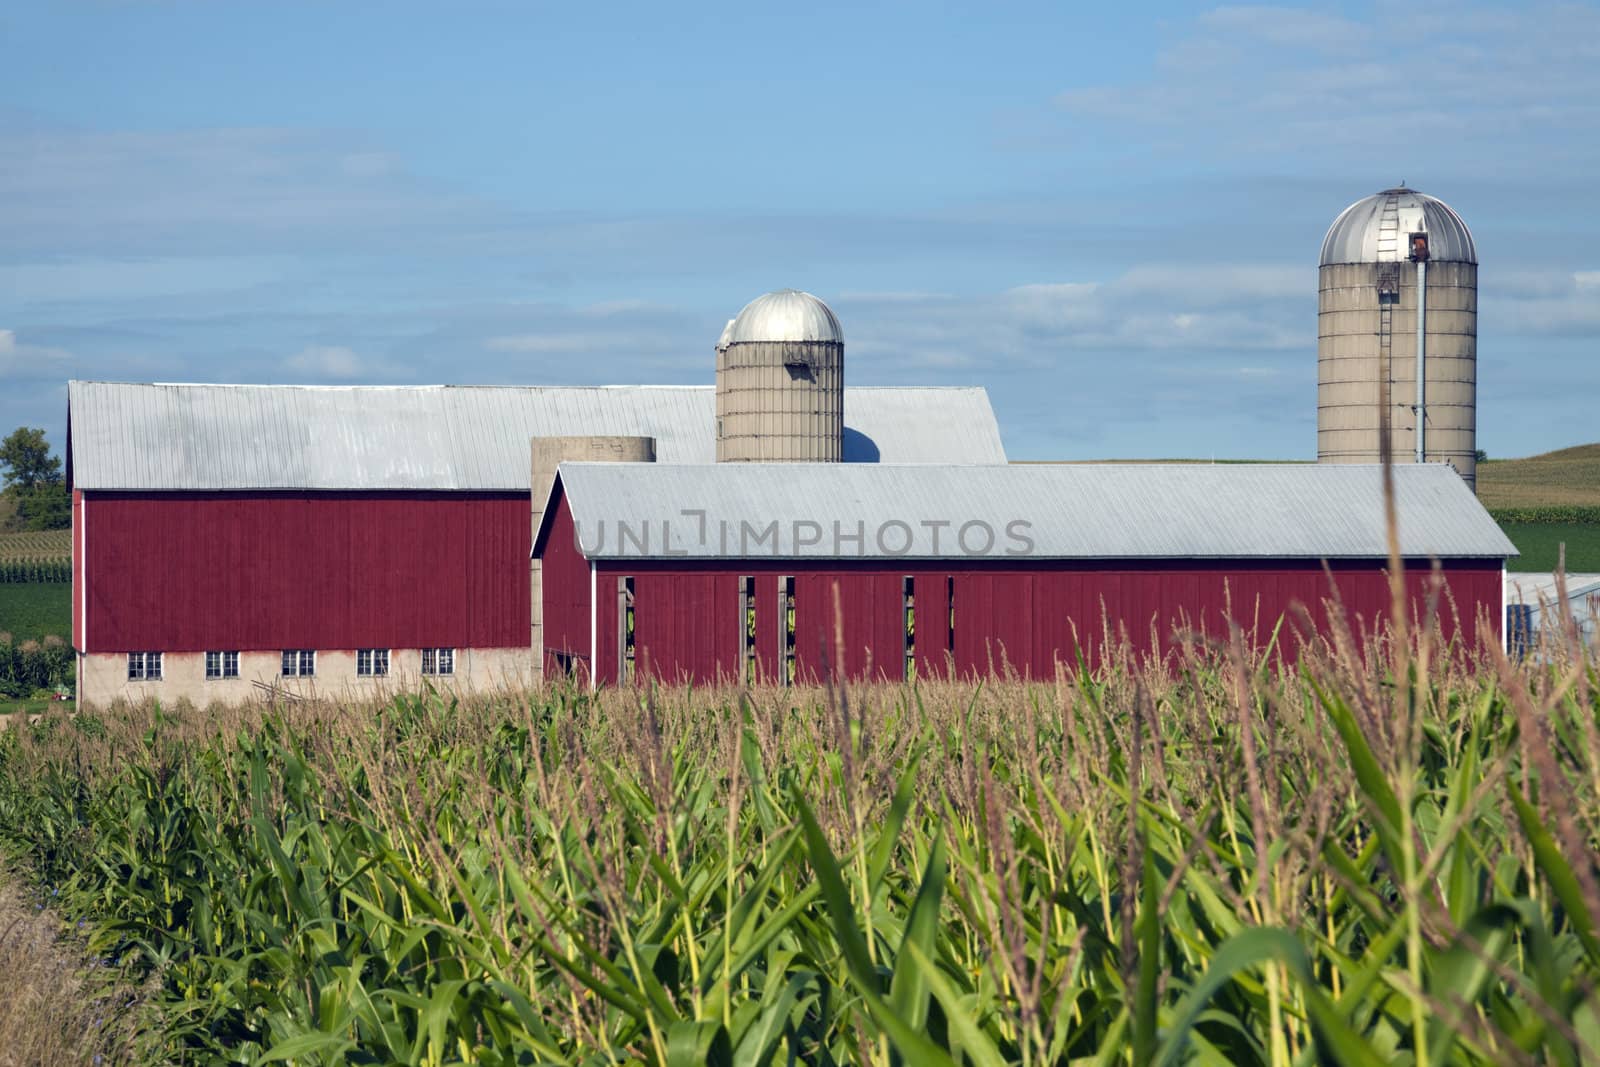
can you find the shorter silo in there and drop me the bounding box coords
[715,289,845,462]
[530,435,656,679]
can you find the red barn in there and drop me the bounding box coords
[67,381,1007,706]
[535,462,1515,686]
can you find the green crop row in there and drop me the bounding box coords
[1489,505,1600,525]
[0,530,71,563]
[0,617,1596,1064]
[0,560,70,583]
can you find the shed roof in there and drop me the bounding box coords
[68,381,1006,490]
[545,462,1516,561]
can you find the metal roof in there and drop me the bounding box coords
[548,462,1516,561]
[724,289,843,345]
[1320,187,1477,265]
[68,381,1006,490]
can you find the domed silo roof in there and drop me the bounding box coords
[1319,187,1477,265]
[725,289,843,345]
[715,318,736,353]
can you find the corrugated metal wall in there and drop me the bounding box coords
[79,491,529,653]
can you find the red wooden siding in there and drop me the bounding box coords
[576,559,1501,688]
[539,490,592,678]
[631,573,741,684]
[791,571,904,683]
[82,491,529,653]
[537,487,1506,689]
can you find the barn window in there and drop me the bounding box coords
[618,577,635,684]
[737,576,755,683]
[779,576,796,685]
[127,651,163,681]
[357,649,389,677]
[281,650,315,677]
[422,647,454,676]
[903,576,915,682]
[205,651,239,679]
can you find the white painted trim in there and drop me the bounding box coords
[79,494,87,652]
[588,560,597,692]
[1501,561,1508,654]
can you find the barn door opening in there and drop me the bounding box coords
[778,575,796,686]
[903,576,915,682]
[617,576,635,685]
[738,575,756,684]
[947,576,957,674]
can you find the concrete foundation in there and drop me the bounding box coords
[77,647,538,709]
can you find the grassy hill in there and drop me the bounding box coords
[1477,443,1600,509]
[1476,444,1600,572]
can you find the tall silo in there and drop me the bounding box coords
[715,289,844,462]
[1318,187,1479,489]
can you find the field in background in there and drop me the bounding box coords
[0,583,70,643]
[0,529,70,562]
[0,528,73,662]
[0,619,1595,1064]
[1480,443,1600,571]
[1478,443,1600,508]
[1498,521,1600,573]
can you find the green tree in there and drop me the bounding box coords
[14,484,70,530]
[0,428,61,492]
[0,428,68,531]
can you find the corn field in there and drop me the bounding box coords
[0,559,71,583]
[0,528,71,563]
[0,611,1596,1064]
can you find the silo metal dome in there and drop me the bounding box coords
[715,289,845,463]
[725,289,844,345]
[1316,186,1479,489]
[1320,187,1477,265]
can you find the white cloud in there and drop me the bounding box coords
[0,328,73,382]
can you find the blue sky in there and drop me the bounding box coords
[3,1,1597,461]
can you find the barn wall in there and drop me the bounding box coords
[573,555,1503,686]
[80,491,529,653]
[538,489,593,681]
[628,572,740,685]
